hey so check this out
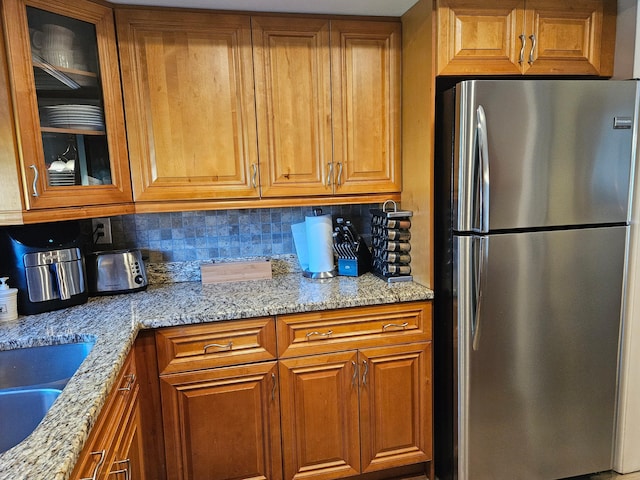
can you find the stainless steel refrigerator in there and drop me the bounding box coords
[434,79,638,480]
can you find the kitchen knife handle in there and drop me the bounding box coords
[203,341,233,352]
[528,34,537,64]
[476,105,490,233]
[80,450,106,480]
[518,34,526,64]
[29,164,39,197]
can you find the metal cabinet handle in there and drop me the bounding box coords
[29,164,39,197]
[271,372,277,401]
[518,34,526,64]
[361,360,369,386]
[336,162,343,186]
[109,458,131,480]
[351,360,358,387]
[118,373,136,392]
[305,330,333,340]
[528,34,537,64]
[251,163,258,189]
[326,163,334,187]
[382,322,409,331]
[80,450,106,480]
[203,341,233,353]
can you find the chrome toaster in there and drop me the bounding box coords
[85,249,148,295]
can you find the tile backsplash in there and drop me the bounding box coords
[84,204,377,263]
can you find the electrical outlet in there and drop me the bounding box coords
[92,217,112,245]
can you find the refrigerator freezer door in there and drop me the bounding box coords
[455,226,626,480]
[454,80,637,233]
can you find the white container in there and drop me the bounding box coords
[0,277,18,322]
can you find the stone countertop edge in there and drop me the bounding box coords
[0,272,433,480]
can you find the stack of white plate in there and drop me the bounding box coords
[43,104,104,131]
[48,171,75,186]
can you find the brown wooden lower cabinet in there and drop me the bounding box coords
[70,349,144,480]
[79,302,432,480]
[159,361,283,480]
[279,342,432,480]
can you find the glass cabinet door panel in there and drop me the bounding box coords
[2,0,132,209]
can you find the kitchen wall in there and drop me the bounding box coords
[84,204,376,263]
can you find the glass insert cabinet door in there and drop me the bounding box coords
[2,0,132,210]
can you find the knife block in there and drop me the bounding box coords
[370,201,413,283]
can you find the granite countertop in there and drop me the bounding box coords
[0,269,433,480]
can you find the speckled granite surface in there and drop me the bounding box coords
[0,270,432,480]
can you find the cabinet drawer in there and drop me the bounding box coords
[156,317,277,375]
[277,301,431,358]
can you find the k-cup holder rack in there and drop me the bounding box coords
[370,200,413,283]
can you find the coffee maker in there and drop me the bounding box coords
[0,221,88,315]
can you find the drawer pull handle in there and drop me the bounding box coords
[351,360,358,387]
[305,330,333,340]
[110,458,131,480]
[118,374,136,392]
[518,34,526,64]
[528,34,537,64]
[382,322,409,331]
[203,341,233,352]
[362,359,369,386]
[80,450,106,480]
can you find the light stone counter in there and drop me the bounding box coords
[0,271,433,480]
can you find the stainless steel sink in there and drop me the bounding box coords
[0,388,61,453]
[0,340,95,453]
[0,340,95,391]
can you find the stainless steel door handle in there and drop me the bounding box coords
[472,236,488,351]
[476,105,490,233]
[30,164,39,197]
[528,34,537,64]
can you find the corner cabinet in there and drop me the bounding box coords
[71,349,145,480]
[115,8,260,203]
[436,0,617,76]
[1,0,133,215]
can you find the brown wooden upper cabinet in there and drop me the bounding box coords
[116,9,259,202]
[436,0,617,76]
[253,17,402,198]
[1,0,132,211]
[116,10,401,204]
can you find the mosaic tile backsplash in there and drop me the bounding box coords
[83,204,377,263]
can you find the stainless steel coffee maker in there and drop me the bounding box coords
[0,221,88,315]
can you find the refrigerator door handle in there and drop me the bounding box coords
[476,105,490,233]
[472,235,488,351]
